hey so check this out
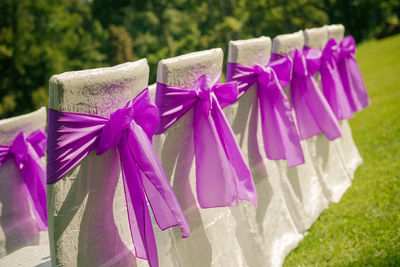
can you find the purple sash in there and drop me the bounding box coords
[336,36,370,112]
[226,57,304,167]
[318,38,354,120]
[0,129,47,231]
[155,74,258,208]
[46,89,190,267]
[273,49,342,140]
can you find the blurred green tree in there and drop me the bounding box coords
[1,0,399,117]
[325,0,398,41]
[108,25,137,65]
[0,0,107,118]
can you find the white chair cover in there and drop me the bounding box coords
[272,31,330,231]
[0,231,50,267]
[0,107,48,259]
[326,24,363,179]
[150,49,273,267]
[47,60,150,266]
[226,37,303,266]
[302,26,352,203]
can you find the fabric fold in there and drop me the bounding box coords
[317,38,354,120]
[155,74,258,208]
[0,129,48,231]
[336,35,370,112]
[46,88,190,267]
[273,49,342,140]
[226,57,304,167]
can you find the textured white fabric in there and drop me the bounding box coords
[0,232,50,266]
[335,120,363,179]
[0,107,48,259]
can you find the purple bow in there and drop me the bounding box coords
[279,48,342,140]
[0,129,47,231]
[336,35,370,112]
[46,89,190,267]
[317,38,354,120]
[155,74,258,208]
[226,57,304,167]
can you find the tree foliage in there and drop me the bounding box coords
[108,25,137,65]
[0,0,107,117]
[0,0,398,118]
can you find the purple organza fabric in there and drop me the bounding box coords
[46,89,190,267]
[318,38,354,120]
[0,129,47,231]
[337,36,370,112]
[226,57,305,167]
[155,74,258,208]
[272,49,342,141]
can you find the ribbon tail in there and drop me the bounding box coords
[20,145,48,230]
[321,62,353,120]
[194,102,238,208]
[211,100,258,207]
[258,85,285,159]
[127,123,190,238]
[291,76,322,139]
[259,83,305,167]
[303,76,342,140]
[340,57,370,112]
[118,138,158,267]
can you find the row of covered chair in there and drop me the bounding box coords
[0,24,367,267]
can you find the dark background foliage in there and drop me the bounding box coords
[0,0,398,118]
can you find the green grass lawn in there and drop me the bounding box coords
[283,34,400,266]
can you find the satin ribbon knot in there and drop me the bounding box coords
[0,129,47,231]
[155,74,257,209]
[11,133,30,168]
[320,41,336,74]
[193,74,240,118]
[337,36,356,63]
[253,64,266,75]
[194,75,214,117]
[292,49,310,77]
[96,98,154,155]
[227,56,304,167]
[253,65,278,88]
[322,39,339,63]
[47,89,189,267]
